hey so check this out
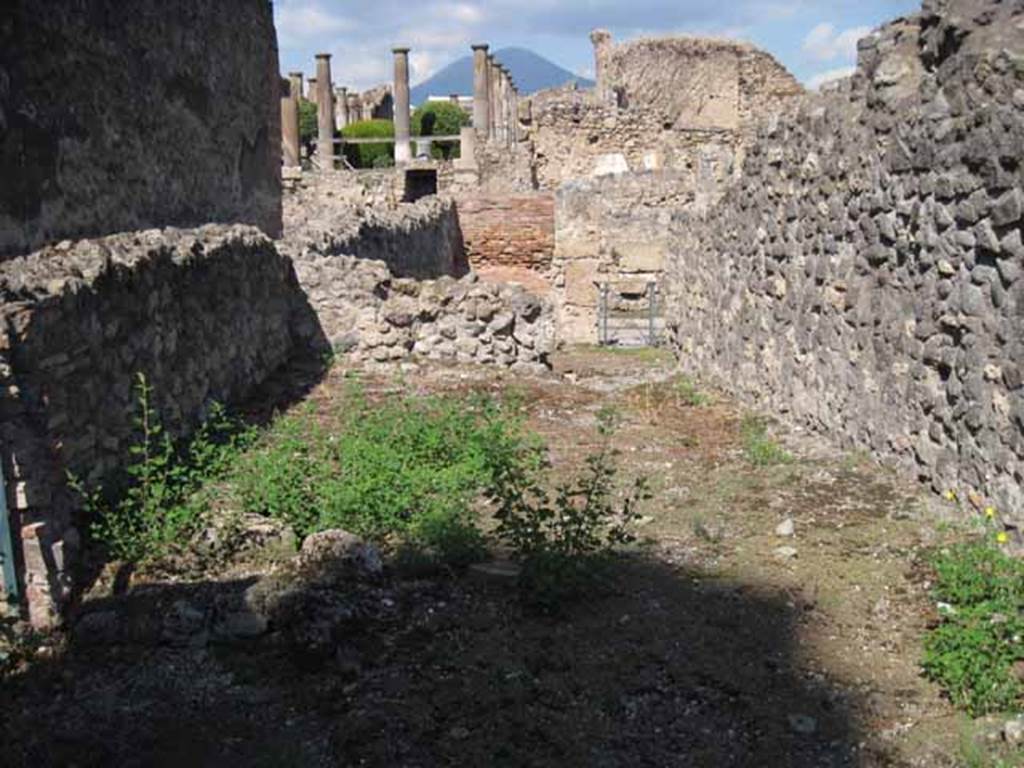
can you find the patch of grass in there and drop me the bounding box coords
[922,540,1024,716]
[675,377,710,407]
[740,415,792,467]
[233,385,533,564]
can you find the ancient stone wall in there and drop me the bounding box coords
[284,175,467,278]
[528,35,801,189]
[457,195,555,273]
[0,0,282,259]
[554,172,693,343]
[666,0,1024,526]
[291,255,552,370]
[0,227,306,626]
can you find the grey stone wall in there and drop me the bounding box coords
[666,0,1024,526]
[284,177,467,278]
[0,226,306,626]
[0,0,282,259]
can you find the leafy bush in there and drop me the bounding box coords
[71,374,252,564]
[489,407,651,611]
[740,415,792,466]
[412,101,470,159]
[922,541,1024,715]
[233,387,532,563]
[341,119,394,169]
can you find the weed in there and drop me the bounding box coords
[72,374,252,564]
[740,415,792,466]
[675,377,709,407]
[233,386,534,566]
[922,540,1024,716]
[490,406,651,611]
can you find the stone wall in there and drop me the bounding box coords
[0,0,282,259]
[666,0,1024,527]
[528,34,802,189]
[554,171,696,343]
[457,195,555,273]
[292,255,552,370]
[598,37,802,133]
[284,174,467,278]
[0,227,306,626]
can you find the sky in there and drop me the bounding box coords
[274,0,922,93]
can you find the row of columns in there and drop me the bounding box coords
[281,42,520,171]
[471,44,519,145]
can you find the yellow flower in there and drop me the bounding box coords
[943,490,957,502]
[984,506,996,520]
[996,531,1009,545]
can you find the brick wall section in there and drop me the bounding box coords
[456,195,555,272]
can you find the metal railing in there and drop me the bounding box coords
[596,280,662,347]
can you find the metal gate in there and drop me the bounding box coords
[596,280,663,347]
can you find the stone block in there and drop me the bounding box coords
[613,241,667,273]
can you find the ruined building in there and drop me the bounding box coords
[0,0,1021,630]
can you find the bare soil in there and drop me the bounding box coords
[0,348,1000,767]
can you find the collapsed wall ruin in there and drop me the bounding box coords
[0,0,283,258]
[666,0,1024,527]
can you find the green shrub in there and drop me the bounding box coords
[233,387,533,564]
[71,374,252,564]
[490,406,651,611]
[412,101,470,159]
[922,541,1024,715]
[740,415,792,466]
[298,98,318,154]
[341,119,394,169]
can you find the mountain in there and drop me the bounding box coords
[411,47,593,106]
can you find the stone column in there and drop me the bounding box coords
[289,72,304,102]
[590,29,613,104]
[307,76,317,104]
[488,55,499,141]
[315,53,334,167]
[471,44,490,139]
[500,66,511,144]
[392,46,412,165]
[510,82,518,143]
[281,80,301,167]
[335,86,350,130]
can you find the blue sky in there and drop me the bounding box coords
[274,0,921,92]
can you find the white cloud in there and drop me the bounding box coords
[805,65,854,90]
[801,22,870,62]
[275,3,355,46]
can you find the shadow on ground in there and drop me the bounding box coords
[1,553,865,767]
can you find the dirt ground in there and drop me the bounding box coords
[0,347,1007,767]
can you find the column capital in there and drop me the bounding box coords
[288,71,303,78]
[392,46,410,54]
[315,52,331,60]
[471,43,490,52]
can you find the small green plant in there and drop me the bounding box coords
[71,374,251,564]
[490,406,651,611]
[922,540,1024,716]
[675,377,709,407]
[740,415,792,466]
[233,387,533,566]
